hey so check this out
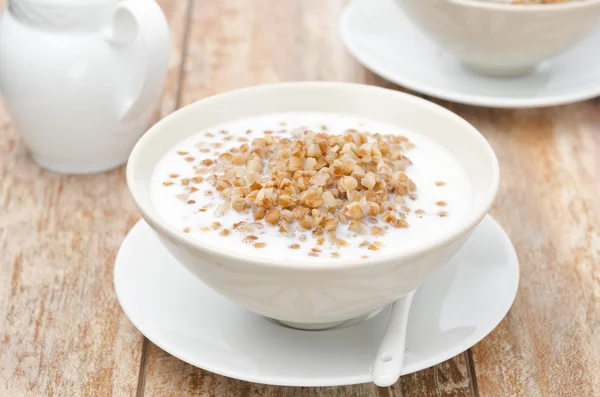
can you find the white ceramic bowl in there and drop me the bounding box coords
[126,82,499,329]
[394,0,600,77]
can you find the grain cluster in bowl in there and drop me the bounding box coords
[151,113,471,261]
[209,128,422,244]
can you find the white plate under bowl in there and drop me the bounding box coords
[114,216,519,387]
[339,0,600,108]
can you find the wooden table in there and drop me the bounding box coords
[2,1,599,396]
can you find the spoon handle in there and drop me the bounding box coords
[372,290,416,387]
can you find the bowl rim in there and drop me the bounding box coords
[447,0,600,11]
[127,82,500,270]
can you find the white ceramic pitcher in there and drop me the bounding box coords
[0,0,170,174]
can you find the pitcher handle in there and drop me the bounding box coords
[105,0,170,121]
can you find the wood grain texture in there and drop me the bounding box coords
[0,0,190,395]
[143,345,473,397]
[140,1,474,396]
[3,0,599,396]
[455,102,600,397]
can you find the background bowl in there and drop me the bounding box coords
[126,82,499,329]
[394,0,600,77]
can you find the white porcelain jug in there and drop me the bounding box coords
[0,0,170,174]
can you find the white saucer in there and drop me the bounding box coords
[340,0,600,108]
[114,216,519,386]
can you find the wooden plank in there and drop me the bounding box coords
[0,1,190,395]
[178,0,362,105]
[143,344,473,396]
[141,1,474,395]
[452,102,600,397]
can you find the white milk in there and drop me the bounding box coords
[150,112,472,263]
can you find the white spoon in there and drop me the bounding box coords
[372,290,417,387]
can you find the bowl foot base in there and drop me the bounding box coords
[271,308,386,331]
[275,319,350,330]
[31,153,127,175]
[462,62,536,78]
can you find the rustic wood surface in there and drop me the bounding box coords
[1,0,599,396]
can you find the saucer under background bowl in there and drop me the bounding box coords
[114,216,519,386]
[340,0,600,108]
